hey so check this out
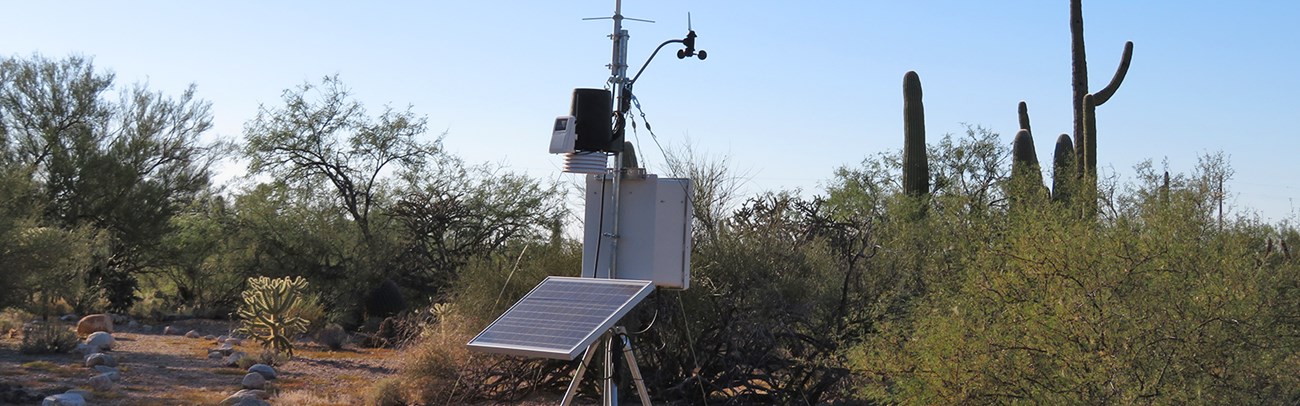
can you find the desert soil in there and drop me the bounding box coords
[0,319,399,405]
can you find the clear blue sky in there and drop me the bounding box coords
[3,1,1299,221]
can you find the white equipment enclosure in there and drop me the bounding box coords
[582,173,693,289]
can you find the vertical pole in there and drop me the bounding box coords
[605,3,629,404]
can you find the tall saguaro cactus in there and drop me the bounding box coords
[902,71,929,197]
[1070,0,1134,180]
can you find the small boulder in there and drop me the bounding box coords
[41,393,86,406]
[85,332,115,352]
[222,352,246,367]
[247,364,276,380]
[89,374,113,391]
[240,372,266,389]
[85,353,117,368]
[225,337,243,346]
[216,335,229,344]
[127,320,140,329]
[215,343,236,356]
[203,335,216,341]
[92,365,120,381]
[184,330,200,339]
[63,389,92,401]
[60,314,79,322]
[208,351,223,359]
[163,325,178,335]
[230,389,270,399]
[75,315,113,337]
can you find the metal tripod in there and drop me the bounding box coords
[561,326,653,406]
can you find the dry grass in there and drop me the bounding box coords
[273,389,362,406]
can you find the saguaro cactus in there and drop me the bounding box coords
[1011,129,1041,183]
[1052,133,1075,203]
[1017,101,1033,136]
[1070,0,1134,179]
[902,71,929,197]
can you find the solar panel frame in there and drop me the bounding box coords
[466,276,654,360]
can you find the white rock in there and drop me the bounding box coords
[184,330,200,339]
[208,351,223,359]
[216,343,236,356]
[42,393,86,406]
[85,331,114,352]
[203,335,216,341]
[247,364,276,380]
[163,325,178,335]
[85,353,117,368]
[222,351,246,367]
[230,389,270,399]
[93,365,120,381]
[89,373,114,391]
[241,372,266,389]
[63,389,92,401]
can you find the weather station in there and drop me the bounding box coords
[466,1,707,405]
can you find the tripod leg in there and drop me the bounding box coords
[562,341,601,406]
[619,333,653,406]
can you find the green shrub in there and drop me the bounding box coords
[236,276,314,357]
[19,322,78,354]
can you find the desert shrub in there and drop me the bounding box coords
[850,154,1300,403]
[317,323,348,350]
[366,377,405,406]
[0,309,32,337]
[236,276,314,357]
[18,322,78,354]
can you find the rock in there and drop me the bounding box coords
[85,353,117,368]
[75,314,113,337]
[60,314,79,322]
[231,389,270,399]
[219,392,271,406]
[74,343,91,355]
[88,374,113,391]
[208,351,223,359]
[184,330,200,339]
[240,372,266,389]
[163,325,177,335]
[141,324,154,333]
[92,365,120,381]
[42,393,86,406]
[216,335,229,343]
[203,335,216,341]
[216,343,236,356]
[64,389,92,401]
[225,337,243,346]
[127,320,140,329]
[85,332,115,352]
[247,364,276,380]
[222,352,246,367]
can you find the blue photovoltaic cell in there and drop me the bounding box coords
[466,276,653,360]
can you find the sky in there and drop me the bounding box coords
[3,1,1299,222]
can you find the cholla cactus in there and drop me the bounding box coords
[237,276,312,357]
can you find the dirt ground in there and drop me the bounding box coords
[0,319,399,405]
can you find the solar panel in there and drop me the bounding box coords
[467,276,654,360]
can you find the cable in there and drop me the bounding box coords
[676,291,708,403]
